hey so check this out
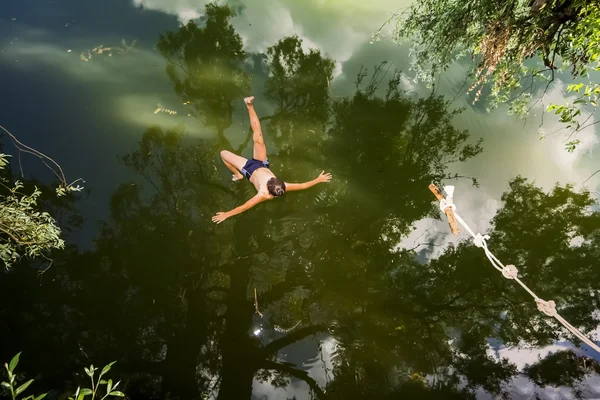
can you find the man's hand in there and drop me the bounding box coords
[316,171,332,183]
[212,212,229,224]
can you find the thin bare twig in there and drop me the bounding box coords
[578,118,600,133]
[17,151,23,178]
[569,112,594,138]
[449,73,470,106]
[582,169,600,185]
[0,125,67,184]
[405,242,441,252]
[37,253,54,282]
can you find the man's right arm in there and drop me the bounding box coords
[212,194,267,223]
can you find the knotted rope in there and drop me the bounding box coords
[431,184,600,353]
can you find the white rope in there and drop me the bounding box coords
[440,185,600,353]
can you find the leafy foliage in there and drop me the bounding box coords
[157,3,250,135]
[265,35,336,125]
[383,0,600,142]
[1,353,122,400]
[524,350,600,390]
[75,361,124,400]
[1,353,46,400]
[0,154,64,268]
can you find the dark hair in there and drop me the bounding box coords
[267,177,286,197]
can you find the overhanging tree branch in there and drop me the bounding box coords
[260,359,325,399]
[0,225,38,246]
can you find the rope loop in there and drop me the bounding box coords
[536,299,557,317]
[501,264,518,279]
[440,198,456,213]
[473,233,490,248]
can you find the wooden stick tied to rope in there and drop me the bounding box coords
[254,287,263,317]
[429,184,459,235]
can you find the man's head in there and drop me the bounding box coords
[267,177,286,197]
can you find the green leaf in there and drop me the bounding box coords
[1,382,10,388]
[99,380,108,385]
[107,379,113,394]
[100,362,116,377]
[16,379,34,396]
[109,391,125,397]
[33,393,48,400]
[9,353,21,372]
[77,388,93,400]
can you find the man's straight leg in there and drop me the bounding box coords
[245,96,267,162]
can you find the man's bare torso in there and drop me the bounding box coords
[250,167,275,198]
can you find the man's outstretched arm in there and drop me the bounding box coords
[212,194,267,224]
[285,171,332,192]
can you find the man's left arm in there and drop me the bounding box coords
[285,171,332,192]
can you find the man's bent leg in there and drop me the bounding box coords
[220,150,247,181]
[245,96,267,161]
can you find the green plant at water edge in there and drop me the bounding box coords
[74,361,124,400]
[380,0,600,146]
[1,353,123,400]
[0,153,65,268]
[2,353,46,400]
[0,154,64,268]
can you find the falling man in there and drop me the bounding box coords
[212,96,332,224]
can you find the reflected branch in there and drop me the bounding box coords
[260,359,325,399]
[260,324,326,356]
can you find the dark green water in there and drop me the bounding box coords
[1,1,600,399]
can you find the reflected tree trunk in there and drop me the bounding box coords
[217,259,257,400]
[162,279,210,399]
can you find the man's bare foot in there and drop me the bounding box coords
[232,173,244,181]
[244,96,254,107]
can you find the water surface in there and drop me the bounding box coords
[1,1,600,399]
